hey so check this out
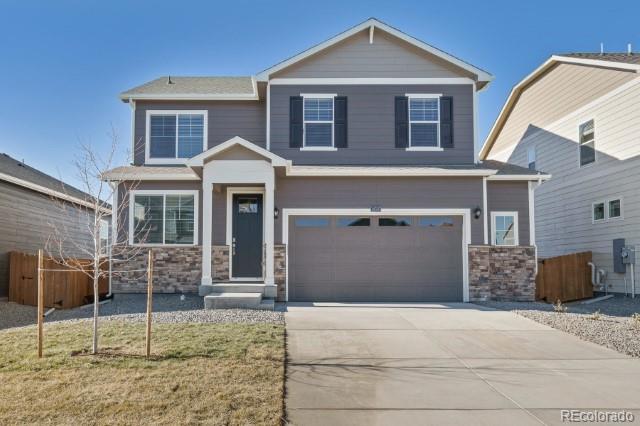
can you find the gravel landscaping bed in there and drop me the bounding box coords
[0,294,284,330]
[481,295,640,358]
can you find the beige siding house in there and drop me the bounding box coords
[481,53,640,295]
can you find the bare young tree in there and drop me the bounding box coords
[45,128,146,354]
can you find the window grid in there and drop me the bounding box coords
[408,97,440,147]
[592,198,623,223]
[148,111,206,161]
[303,97,334,148]
[579,119,595,167]
[491,212,518,246]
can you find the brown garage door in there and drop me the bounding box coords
[288,215,463,302]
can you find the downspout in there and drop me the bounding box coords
[129,99,136,164]
[106,181,118,298]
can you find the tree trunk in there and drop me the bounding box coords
[92,257,100,354]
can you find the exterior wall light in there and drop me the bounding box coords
[474,206,482,219]
[274,206,279,219]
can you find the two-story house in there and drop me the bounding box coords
[481,53,640,296]
[103,19,546,309]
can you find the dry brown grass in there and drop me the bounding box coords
[0,321,285,425]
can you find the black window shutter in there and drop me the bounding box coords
[440,96,454,148]
[289,96,303,148]
[395,96,409,148]
[334,96,348,148]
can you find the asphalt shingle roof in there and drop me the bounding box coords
[120,76,255,98]
[559,52,640,65]
[0,153,101,202]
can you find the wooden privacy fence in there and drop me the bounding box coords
[536,251,593,303]
[8,251,108,309]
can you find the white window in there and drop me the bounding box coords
[579,119,595,167]
[408,94,441,148]
[592,198,622,223]
[99,219,109,256]
[527,146,536,170]
[129,191,199,245]
[302,95,334,148]
[592,202,605,222]
[146,110,207,163]
[491,211,519,246]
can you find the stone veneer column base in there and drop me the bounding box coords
[212,245,230,281]
[469,245,536,302]
[274,244,286,302]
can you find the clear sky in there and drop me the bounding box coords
[1,0,638,188]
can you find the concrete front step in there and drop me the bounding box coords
[203,292,275,310]
[199,282,277,298]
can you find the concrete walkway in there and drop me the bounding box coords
[285,303,640,425]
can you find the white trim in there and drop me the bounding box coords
[0,172,111,213]
[120,93,258,102]
[482,177,488,244]
[369,24,374,44]
[256,18,493,82]
[112,182,119,245]
[102,171,201,181]
[486,174,551,181]
[480,55,640,160]
[405,147,443,152]
[405,93,442,98]
[129,100,136,163]
[266,82,271,151]
[282,208,471,302]
[285,165,497,177]
[270,77,476,86]
[300,93,337,98]
[226,187,266,281]
[300,147,338,152]
[128,189,199,246]
[473,83,479,163]
[528,181,536,245]
[145,110,208,165]
[187,136,288,167]
[490,211,519,246]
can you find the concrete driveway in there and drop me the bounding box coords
[285,303,640,425]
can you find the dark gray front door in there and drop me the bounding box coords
[232,194,263,278]
[289,215,463,302]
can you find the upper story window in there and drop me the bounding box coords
[130,190,198,245]
[579,119,595,167]
[303,95,334,148]
[146,110,207,163]
[527,146,536,170]
[408,95,440,148]
[491,211,519,246]
[592,197,622,223]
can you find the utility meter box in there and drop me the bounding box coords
[621,246,636,265]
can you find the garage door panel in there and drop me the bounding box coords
[289,215,463,302]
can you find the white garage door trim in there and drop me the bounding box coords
[282,208,472,302]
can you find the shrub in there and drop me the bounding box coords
[553,299,567,313]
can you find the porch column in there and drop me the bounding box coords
[201,182,213,285]
[264,179,275,285]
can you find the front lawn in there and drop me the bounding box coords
[0,321,285,425]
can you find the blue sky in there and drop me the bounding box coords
[1,0,638,188]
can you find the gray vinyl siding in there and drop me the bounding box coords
[270,84,475,165]
[0,181,95,297]
[272,28,474,79]
[117,181,203,244]
[503,70,640,294]
[133,100,265,165]
[487,181,530,245]
[274,176,484,244]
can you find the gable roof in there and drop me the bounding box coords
[0,153,111,211]
[186,136,289,167]
[256,18,493,86]
[479,54,640,160]
[120,76,258,101]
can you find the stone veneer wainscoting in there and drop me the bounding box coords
[274,244,286,301]
[468,245,536,302]
[112,245,230,293]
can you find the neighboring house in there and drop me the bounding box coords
[481,53,640,295]
[103,18,546,309]
[0,153,110,297]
